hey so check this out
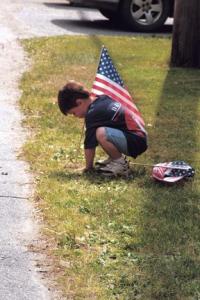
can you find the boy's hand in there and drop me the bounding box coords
[83,167,95,174]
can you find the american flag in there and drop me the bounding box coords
[91,46,145,131]
[152,161,195,183]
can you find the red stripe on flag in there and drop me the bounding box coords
[95,76,132,101]
[152,166,166,180]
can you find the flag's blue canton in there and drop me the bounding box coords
[165,161,195,178]
[98,48,124,87]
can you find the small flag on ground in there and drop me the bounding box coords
[91,46,145,131]
[152,161,195,183]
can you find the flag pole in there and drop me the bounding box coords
[75,46,105,164]
[97,45,104,70]
[92,45,105,86]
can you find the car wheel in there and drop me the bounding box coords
[99,9,119,22]
[121,0,170,32]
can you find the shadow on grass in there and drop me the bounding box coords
[49,166,147,184]
[128,68,200,299]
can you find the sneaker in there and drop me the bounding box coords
[95,157,113,168]
[98,157,131,177]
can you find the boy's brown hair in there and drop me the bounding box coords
[58,81,90,115]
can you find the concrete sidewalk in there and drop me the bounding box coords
[0,2,51,299]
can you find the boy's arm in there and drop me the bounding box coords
[84,148,96,170]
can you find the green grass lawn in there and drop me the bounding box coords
[20,36,200,299]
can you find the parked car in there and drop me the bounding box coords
[69,0,174,32]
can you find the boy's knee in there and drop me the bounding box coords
[96,127,106,142]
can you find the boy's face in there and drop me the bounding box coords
[67,99,89,118]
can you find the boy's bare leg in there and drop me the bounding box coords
[96,127,122,159]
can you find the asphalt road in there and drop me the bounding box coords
[0,1,173,299]
[3,0,173,38]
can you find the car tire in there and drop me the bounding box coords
[121,0,170,32]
